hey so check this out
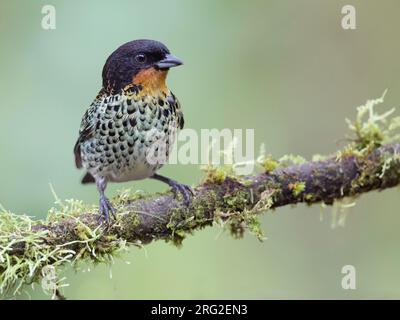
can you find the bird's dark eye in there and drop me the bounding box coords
[135,54,147,63]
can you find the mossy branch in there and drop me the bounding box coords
[32,142,400,244]
[1,91,400,298]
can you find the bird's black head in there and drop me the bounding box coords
[102,39,183,94]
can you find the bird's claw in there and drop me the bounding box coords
[99,195,116,223]
[170,182,194,206]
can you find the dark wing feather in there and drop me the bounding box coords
[177,99,184,130]
[74,139,83,168]
[179,113,184,130]
[74,104,98,169]
[74,124,96,168]
[168,92,184,130]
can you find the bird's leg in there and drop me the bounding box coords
[151,173,193,205]
[96,177,116,223]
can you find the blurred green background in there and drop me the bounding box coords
[1,0,400,299]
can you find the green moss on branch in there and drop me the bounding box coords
[1,92,399,299]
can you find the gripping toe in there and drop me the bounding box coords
[171,183,193,205]
[99,196,116,223]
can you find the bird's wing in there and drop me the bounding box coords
[169,92,184,129]
[176,98,184,130]
[73,102,100,169]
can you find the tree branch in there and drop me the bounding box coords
[5,142,390,246]
[3,85,400,299]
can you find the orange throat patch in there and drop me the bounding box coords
[132,67,169,96]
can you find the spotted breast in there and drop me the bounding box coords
[75,85,184,183]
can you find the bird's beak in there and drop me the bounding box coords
[155,54,183,69]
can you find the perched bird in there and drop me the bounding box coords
[74,39,192,221]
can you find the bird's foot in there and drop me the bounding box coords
[99,195,116,223]
[169,181,194,206]
[150,173,194,206]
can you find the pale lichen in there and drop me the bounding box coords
[257,147,306,172]
[345,89,399,151]
[0,188,133,299]
[278,154,307,167]
[330,198,357,229]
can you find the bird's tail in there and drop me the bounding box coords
[81,172,95,184]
